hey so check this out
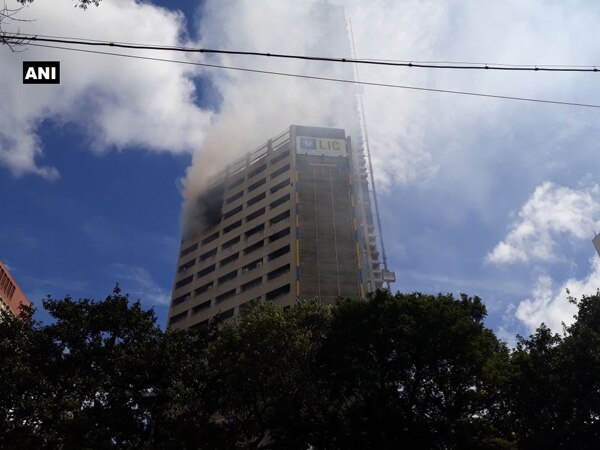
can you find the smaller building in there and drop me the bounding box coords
[0,260,31,318]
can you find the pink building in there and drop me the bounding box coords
[0,260,31,318]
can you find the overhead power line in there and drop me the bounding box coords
[22,42,600,110]
[4,33,600,73]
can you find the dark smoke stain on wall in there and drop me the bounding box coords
[185,182,226,240]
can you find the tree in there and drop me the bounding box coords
[0,286,173,449]
[16,0,102,9]
[0,290,334,450]
[0,304,58,449]
[309,290,515,450]
[14,285,600,448]
[509,291,600,449]
[205,299,332,449]
[1,1,102,50]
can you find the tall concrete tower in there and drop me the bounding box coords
[168,125,389,330]
[167,2,393,330]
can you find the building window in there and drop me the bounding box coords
[172,292,191,306]
[180,243,198,257]
[248,163,267,179]
[197,264,216,279]
[270,163,290,179]
[267,264,291,281]
[178,259,196,273]
[200,248,217,261]
[195,282,214,296]
[245,223,265,239]
[241,277,262,292]
[266,284,291,301]
[201,232,219,245]
[191,319,209,330]
[223,205,243,221]
[218,270,238,285]
[268,244,290,261]
[175,275,193,289]
[225,190,243,205]
[224,220,242,234]
[271,149,289,165]
[269,193,290,210]
[220,252,240,267]
[192,300,212,315]
[169,311,188,326]
[247,192,266,207]
[246,207,266,222]
[270,178,290,194]
[268,227,290,243]
[241,258,263,273]
[245,240,265,255]
[222,235,241,251]
[216,289,236,304]
[248,177,266,192]
[269,210,290,225]
[217,308,235,320]
[228,177,244,190]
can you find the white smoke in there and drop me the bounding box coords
[181,0,441,234]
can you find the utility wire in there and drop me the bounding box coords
[4,33,600,73]
[20,32,600,69]
[22,42,600,109]
[27,32,600,69]
[357,58,598,69]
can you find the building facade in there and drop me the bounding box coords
[168,125,386,330]
[0,260,31,318]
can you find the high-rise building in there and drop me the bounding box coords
[167,2,394,330]
[168,125,390,330]
[0,260,31,318]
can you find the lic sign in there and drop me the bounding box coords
[296,136,347,158]
[23,61,60,84]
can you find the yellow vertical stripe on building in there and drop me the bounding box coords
[296,280,300,296]
[296,239,301,266]
[355,243,362,269]
[296,215,299,227]
[360,284,365,299]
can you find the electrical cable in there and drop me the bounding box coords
[3,33,600,73]
[21,42,600,109]
[24,32,600,69]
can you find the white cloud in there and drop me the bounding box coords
[112,263,170,306]
[515,257,600,332]
[487,182,600,265]
[0,0,212,179]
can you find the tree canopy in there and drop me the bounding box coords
[16,0,101,9]
[2,288,600,449]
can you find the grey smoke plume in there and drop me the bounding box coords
[180,0,438,237]
[181,0,597,238]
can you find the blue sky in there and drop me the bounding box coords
[2,0,600,341]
